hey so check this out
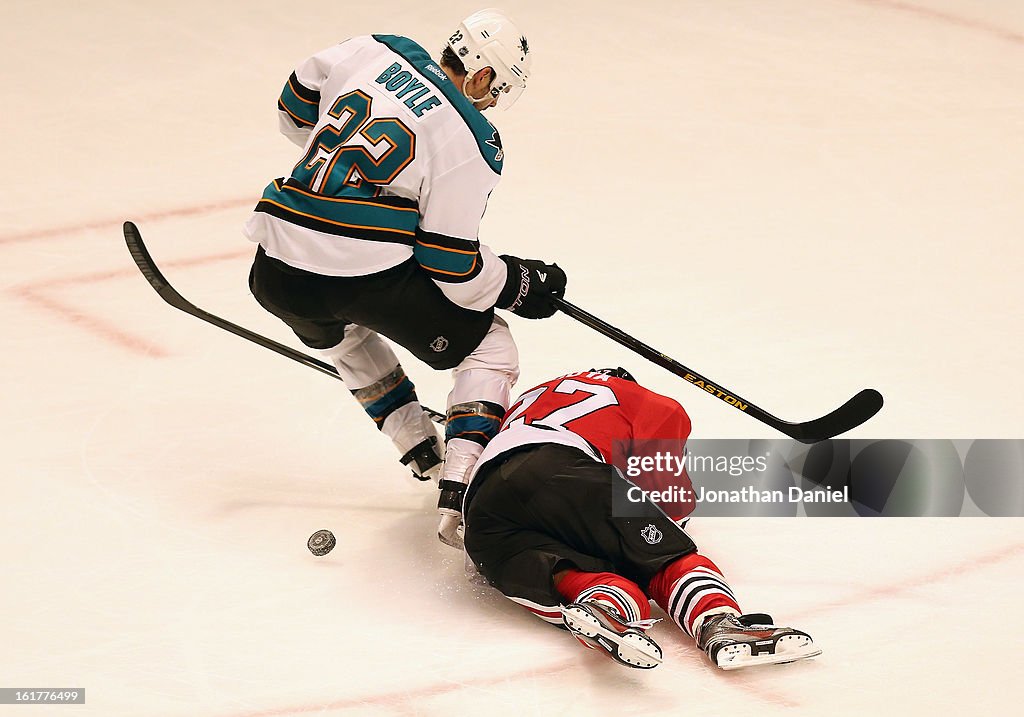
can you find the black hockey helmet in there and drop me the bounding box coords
[590,367,637,383]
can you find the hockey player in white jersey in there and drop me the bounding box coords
[245,9,566,546]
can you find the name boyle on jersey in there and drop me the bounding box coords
[375,62,443,117]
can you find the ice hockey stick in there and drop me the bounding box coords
[552,296,883,442]
[122,221,447,423]
[124,221,880,440]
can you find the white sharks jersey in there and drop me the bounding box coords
[243,34,509,311]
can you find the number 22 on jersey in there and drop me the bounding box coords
[293,90,416,195]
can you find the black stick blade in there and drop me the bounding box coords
[124,220,192,312]
[784,388,884,443]
[553,296,884,442]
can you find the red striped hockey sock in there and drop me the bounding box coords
[647,553,741,638]
[555,569,651,623]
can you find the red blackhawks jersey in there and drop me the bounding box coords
[468,370,692,483]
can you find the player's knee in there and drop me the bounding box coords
[455,315,520,381]
[319,324,374,359]
[318,325,401,387]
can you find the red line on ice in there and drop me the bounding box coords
[0,197,253,246]
[223,659,580,717]
[9,249,250,355]
[11,284,172,358]
[212,540,1024,717]
[854,0,1024,46]
[801,540,1024,617]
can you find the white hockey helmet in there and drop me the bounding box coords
[447,8,532,108]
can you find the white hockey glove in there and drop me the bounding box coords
[437,479,467,550]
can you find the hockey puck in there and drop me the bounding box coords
[307,529,336,556]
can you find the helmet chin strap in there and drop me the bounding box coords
[461,73,475,99]
[462,72,483,102]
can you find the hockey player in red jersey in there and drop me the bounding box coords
[456,368,821,670]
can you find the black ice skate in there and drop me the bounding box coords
[696,612,821,670]
[400,436,443,482]
[561,601,663,669]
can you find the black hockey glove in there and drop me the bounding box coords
[496,255,567,319]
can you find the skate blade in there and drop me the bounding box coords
[562,606,663,669]
[716,633,822,671]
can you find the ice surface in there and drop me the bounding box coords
[1,1,1022,714]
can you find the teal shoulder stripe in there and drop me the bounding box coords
[372,34,503,175]
[279,76,319,127]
